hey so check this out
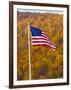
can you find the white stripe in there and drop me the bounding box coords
[32,38,56,46]
[32,34,49,40]
[50,41,55,46]
[32,36,44,38]
[32,42,50,45]
[42,32,45,33]
[32,39,52,44]
[32,39,49,42]
[50,45,56,48]
[32,36,48,40]
[41,32,48,36]
[52,48,55,51]
[41,34,48,38]
[41,33,47,36]
[42,34,55,46]
[32,36,56,48]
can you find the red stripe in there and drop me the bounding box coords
[41,33,48,38]
[32,42,56,48]
[32,38,56,48]
[32,44,56,50]
[41,34,48,39]
[41,33,48,37]
[32,41,51,45]
[31,31,56,51]
[32,38,55,46]
[32,37,55,47]
[41,33,55,46]
[31,39,56,48]
[43,36,54,45]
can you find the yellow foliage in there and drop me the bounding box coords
[17,11,63,80]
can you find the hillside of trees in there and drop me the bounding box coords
[17,11,63,80]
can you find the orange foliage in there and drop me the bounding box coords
[17,11,63,80]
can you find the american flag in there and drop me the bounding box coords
[30,26,56,51]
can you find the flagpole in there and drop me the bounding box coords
[28,22,31,80]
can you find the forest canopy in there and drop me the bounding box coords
[17,11,63,80]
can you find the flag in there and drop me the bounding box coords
[30,26,56,51]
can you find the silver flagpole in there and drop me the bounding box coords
[28,22,31,80]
